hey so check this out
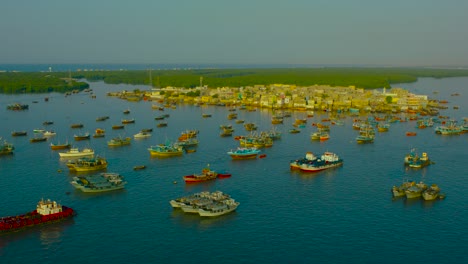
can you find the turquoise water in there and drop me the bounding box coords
[0,78,467,263]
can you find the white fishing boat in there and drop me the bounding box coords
[58,147,94,158]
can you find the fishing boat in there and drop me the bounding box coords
[178,130,199,141]
[183,166,218,183]
[405,182,428,199]
[121,118,135,124]
[50,142,71,150]
[6,103,29,110]
[112,125,125,130]
[30,136,47,143]
[319,132,330,141]
[154,115,165,120]
[407,152,432,168]
[198,198,240,217]
[74,133,91,141]
[244,123,257,131]
[107,136,131,147]
[227,147,261,159]
[133,165,146,170]
[406,131,417,136]
[148,142,184,157]
[96,116,109,121]
[0,199,75,233]
[422,184,441,201]
[70,123,84,129]
[391,180,415,198]
[70,172,126,193]
[67,156,108,172]
[289,128,300,134]
[0,139,14,155]
[299,152,343,172]
[202,113,212,118]
[290,152,318,170]
[58,147,94,158]
[11,131,27,137]
[170,191,238,217]
[123,108,130,114]
[157,122,168,127]
[217,171,232,178]
[43,130,57,137]
[177,138,199,147]
[93,128,105,138]
[134,131,152,139]
[42,121,54,126]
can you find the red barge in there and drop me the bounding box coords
[0,199,75,233]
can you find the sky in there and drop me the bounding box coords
[1,0,467,67]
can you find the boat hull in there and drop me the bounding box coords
[299,162,343,172]
[0,207,75,233]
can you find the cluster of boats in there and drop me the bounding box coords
[392,181,444,200]
[170,191,239,217]
[0,199,75,233]
[290,151,343,172]
[71,172,127,193]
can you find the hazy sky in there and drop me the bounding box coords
[1,0,467,66]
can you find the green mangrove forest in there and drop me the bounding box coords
[1,68,468,94]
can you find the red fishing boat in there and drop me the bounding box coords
[217,171,232,178]
[183,166,218,183]
[0,199,75,233]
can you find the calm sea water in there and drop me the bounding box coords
[0,78,467,264]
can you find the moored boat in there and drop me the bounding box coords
[134,131,151,139]
[70,123,84,129]
[148,142,184,157]
[290,152,317,170]
[30,136,47,143]
[112,125,125,130]
[70,172,126,192]
[67,156,108,172]
[74,133,91,141]
[299,152,343,172]
[1,139,15,155]
[405,182,428,199]
[107,136,131,147]
[183,166,218,183]
[0,199,75,233]
[50,142,71,150]
[93,128,106,138]
[422,184,441,201]
[227,147,261,159]
[58,147,94,158]
[122,118,135,124]
[11,131,27,137]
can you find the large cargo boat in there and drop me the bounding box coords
[0,199,75,233]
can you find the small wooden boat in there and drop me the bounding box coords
[123,108,130,114]
[141,128,153,133]
[202,113,212,118]
[406,132,417,136]
[122,118,135,124]
[30,137,47,143]
[74,133,91,141]
[157,122,168,127]
[96,116,109,121]
[43,121,54,125]
[50,142,71,150]
[112,125,125,130]
[259,154,267,159]
[289,128,301,134]
[217,171,232,178]
[185,149,197,153]
[12,131,28,137]
[70,123,84,129]
[133,165,146,170]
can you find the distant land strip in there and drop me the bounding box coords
[2,68,468,94]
